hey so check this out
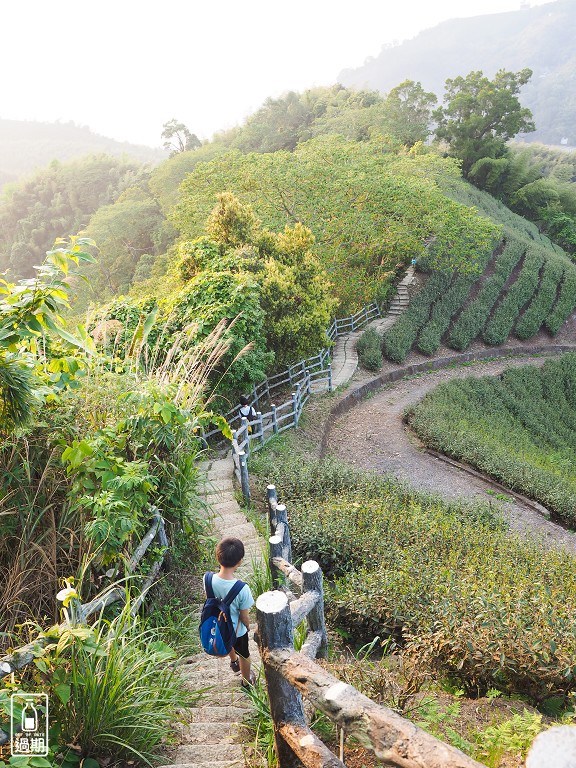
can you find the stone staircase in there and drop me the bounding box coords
[387,267,415,316]
[158,269,418,767]
[330,267,416,385]
[159,455,264,768]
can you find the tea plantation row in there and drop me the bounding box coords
[382,231,576,363]
[255,452,576,705]
[408,354,576,526]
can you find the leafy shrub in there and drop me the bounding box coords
[482,244,545,344]
[357,327,383,371]
[32,602,199,764]
[515,254,566,339]
[408,355,576,527]
[447,237,525,351]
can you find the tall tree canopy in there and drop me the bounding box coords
[434,69,535,177]
[161,119,201,156]
[172,136,499,310]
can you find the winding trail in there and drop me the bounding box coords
[325,353,576,555]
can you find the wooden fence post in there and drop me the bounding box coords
[241,416,250,458]
[305,369,311,397]
[239,450,250,503]
[256,591,307,768]
[328,364,333,392]
[275,504,292,564]
[272,404,278,434]
[301,560,328,658]
[257,411,264,445]
[291,391,298,426]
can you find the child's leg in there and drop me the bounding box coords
[234,633,253,684]
[239,654,251,683]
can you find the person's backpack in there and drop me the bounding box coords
[199,572,246,656]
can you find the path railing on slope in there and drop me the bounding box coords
[203,300,382,445]
[219,301,383,501]
[0,508,168,681]
[257,485,485,768]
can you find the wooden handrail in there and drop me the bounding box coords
[257,487,486,768]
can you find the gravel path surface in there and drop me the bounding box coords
[326,355,576,555]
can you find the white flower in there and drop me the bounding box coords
[56,579,78,608]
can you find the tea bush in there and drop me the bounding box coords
[415,273,476,356]
[357,327,383,371]
[382,272,452,363]
[408,354,576,526]
[258,454,576,704]
[447,237,525,351]
[545,268,576,334]
[514,255,566,339]
[482,244,546,345]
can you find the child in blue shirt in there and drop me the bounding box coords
[206,537,255,687]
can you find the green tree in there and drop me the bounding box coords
[383,80,437,147]
[161,119,201,157]
[0,236,96,430]
[81,186,167,300]
[434,69,535,177]
[0,155,143,278]
[172,136,499,310]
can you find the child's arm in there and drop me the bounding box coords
[239,608,251,631]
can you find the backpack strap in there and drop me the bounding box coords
[203,571,216,599]
[221,579,246,606]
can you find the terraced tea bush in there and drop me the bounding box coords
[415,273,476,355]
[482,244,545,345]
[382,272,452,363]
[408,354,576,526]
[357,327,383,371]
[545,268,576,334]
[257,453,576,704]
[514,254,566,339]
[447,238,525,351]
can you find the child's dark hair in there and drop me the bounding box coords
[216,537,245,568]
[239,394,250,407]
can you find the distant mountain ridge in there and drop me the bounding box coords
[0,118,166,189]
[339,0,576,147]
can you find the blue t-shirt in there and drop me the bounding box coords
[207,574,254,638]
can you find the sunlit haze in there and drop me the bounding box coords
[1,0,553,147]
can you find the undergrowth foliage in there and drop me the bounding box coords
[256,452,576,705]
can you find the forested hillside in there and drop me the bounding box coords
[339,0,576,146]
[0,118,164,190]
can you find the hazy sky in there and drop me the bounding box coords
[1,0,552,148]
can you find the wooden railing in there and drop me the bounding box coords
[257,486,486,768]
[203,299,382,446]
[0,507,168,681]
[224,300,383,501]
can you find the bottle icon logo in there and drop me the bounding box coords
[10,693,48,756]
[22,702,38,731]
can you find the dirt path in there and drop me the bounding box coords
[325,355,576,555]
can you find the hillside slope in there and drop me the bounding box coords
[339,0,576,146]
[0,118,165,189]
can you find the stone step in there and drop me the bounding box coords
[189,705,251,723]
[170,742,244,763]
[178,720,240,744]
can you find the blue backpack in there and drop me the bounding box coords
[199,572,246,657]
